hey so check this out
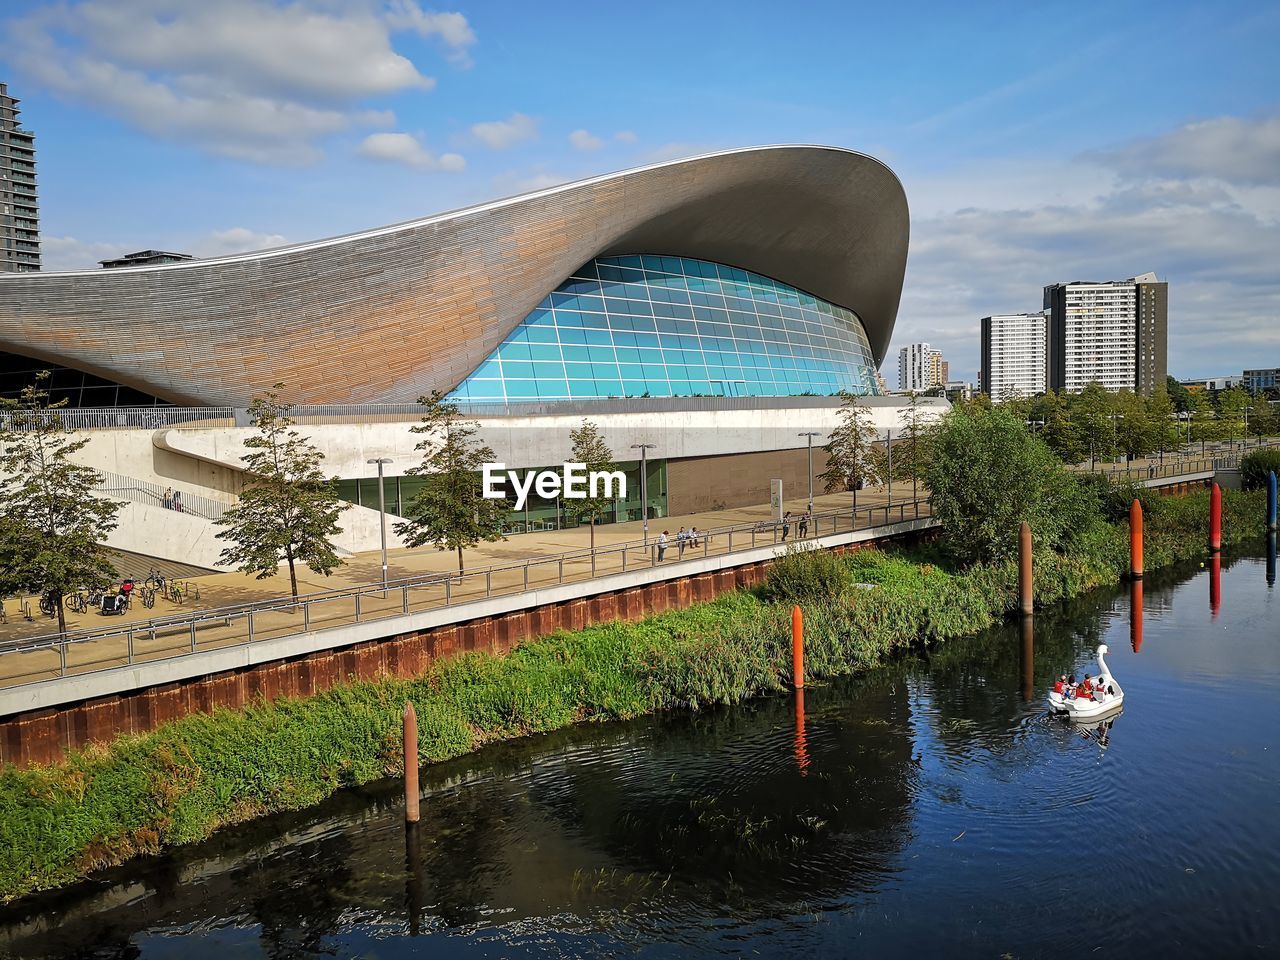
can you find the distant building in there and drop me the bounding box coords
[943,380,972,403]
[0,82,40,273]
[1243,368,1280,393]
[1044,273,1167,395]
[898,342,946,392]
[980,312,1046,400]
[100,250,195,269]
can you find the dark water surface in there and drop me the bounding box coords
[4,544,1278,959]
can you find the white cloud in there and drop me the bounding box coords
[1091,115,1280,187]
[384,1,476,66]
[467,113,538,150]
[5,0,474,165]
[614,130,638,144]
[891,115,1280,382]
[358,131,465,170]
[568,129,604,151]
[39,236,124,272]
[198,227,288,257]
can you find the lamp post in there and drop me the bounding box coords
[630,443,656,545]
[884,427,893,506]
[366,458,392,590]
[798,432,820,515]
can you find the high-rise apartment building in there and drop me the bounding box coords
[898,342,945,392]
[0,82,39,273]
[980,312,1047,399]
[1044,273,1166,395]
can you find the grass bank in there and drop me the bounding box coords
[0,487,1268,902]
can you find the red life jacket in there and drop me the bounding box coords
[1054,680,1065,694]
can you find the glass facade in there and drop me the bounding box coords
[450,255,880,403]
[0,350,168,406]
[338,459,668,535]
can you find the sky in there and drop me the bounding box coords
[2,0,1277,383]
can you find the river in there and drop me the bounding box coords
[3,538,1277,958]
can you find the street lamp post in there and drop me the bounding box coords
[884,428,893,507]
[630,443,656,545]
[798,432,820,515]
[366,457,393,590]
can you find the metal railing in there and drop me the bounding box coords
[1088,441,1280,483]
[0,406,236,432]
[91,470,231,520]
[0,498,934,680]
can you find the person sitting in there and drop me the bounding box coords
[1078,674,1095,701]
[1053,675,1067,696]
[1065,674,1078,698]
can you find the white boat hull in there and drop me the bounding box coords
[1047,644,1125,720]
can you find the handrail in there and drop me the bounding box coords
[0,498,934,666]
[91,469,230,520]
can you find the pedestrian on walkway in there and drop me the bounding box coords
[676,526,688,557]
[782,511,792,541]
[162,486,173,510]
[799,510,809,539]
[657,530,669,562]
[172,490,184,513]
[689,526,700,549]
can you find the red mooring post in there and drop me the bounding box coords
[1018,521,1033,616]
[1130,579,1144,653]
[1129,499,1144,579]
[1209,482,1222,553]
[403,701,420,823]
[791,605,804,690]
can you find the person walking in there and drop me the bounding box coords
[657,530,669,562]
[676,526,688,558]
[172,490,184,513]
[782,511,792,542]
[162,486,173,510]
[798,510,810,539]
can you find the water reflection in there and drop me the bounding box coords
[792,689,810,775]
[1268,532,1276,588]
[1130,579,1144,653]
[1210,553,1222,616]
[1020,616,1034,701]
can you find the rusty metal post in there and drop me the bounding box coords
[1129,499,1144,579]
[1210,553,1222,617]
[403,701,420,823]
[1018,521,1033,616]
[1130,579,1144,653]
[791,605,804,690]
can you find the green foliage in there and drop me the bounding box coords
[1166,375,1192,413]
[215,386,346,599]
[819,391,885,509]
[0,373,120,633]
[563,419,619,552]
[925,404,1099,564]
[394,392,508,574]
[1240,448,1280,492]
[0,489,1265,903]
[893,391,932,500]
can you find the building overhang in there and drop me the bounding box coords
[0,145,909,405]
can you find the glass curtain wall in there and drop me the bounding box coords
[335,460,668,537]
[450,255,879,403]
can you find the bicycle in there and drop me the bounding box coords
[66,590,89,614]
[167,581,185,605]
[140,586,156,609]
[144,568,167,594]
[38,591,58,618]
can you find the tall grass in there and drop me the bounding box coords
[0,488,1266,902]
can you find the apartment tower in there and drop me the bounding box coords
[980,312,1047,400]
[1044,273,1167,395]
[0,82,39,272]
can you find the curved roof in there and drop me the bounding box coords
[0,145,908,406]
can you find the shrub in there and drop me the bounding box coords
[1240,448,1280,491]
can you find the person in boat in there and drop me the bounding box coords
[1054,675,1067,696]
[1078,674,1095,701]
[1065,674,1078,698]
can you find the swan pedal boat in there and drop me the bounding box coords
[1047,644,1125,720]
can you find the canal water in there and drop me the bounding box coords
[3,541,1277,959]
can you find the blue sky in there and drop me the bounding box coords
[3,0,1278,382]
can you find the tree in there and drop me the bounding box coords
[394,391,507,575]
[819,391,885,513]
[894,391,932,500]
[1144,388,1176,461]
[1039,390,1086,465]
[1165,375,1192,413]
[564,419,618,553]
[1218,387,1251,444]
[0,374,120,635]
[1074,383,1114,467]
[216,386,346,599]
[924,405,1097,565]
